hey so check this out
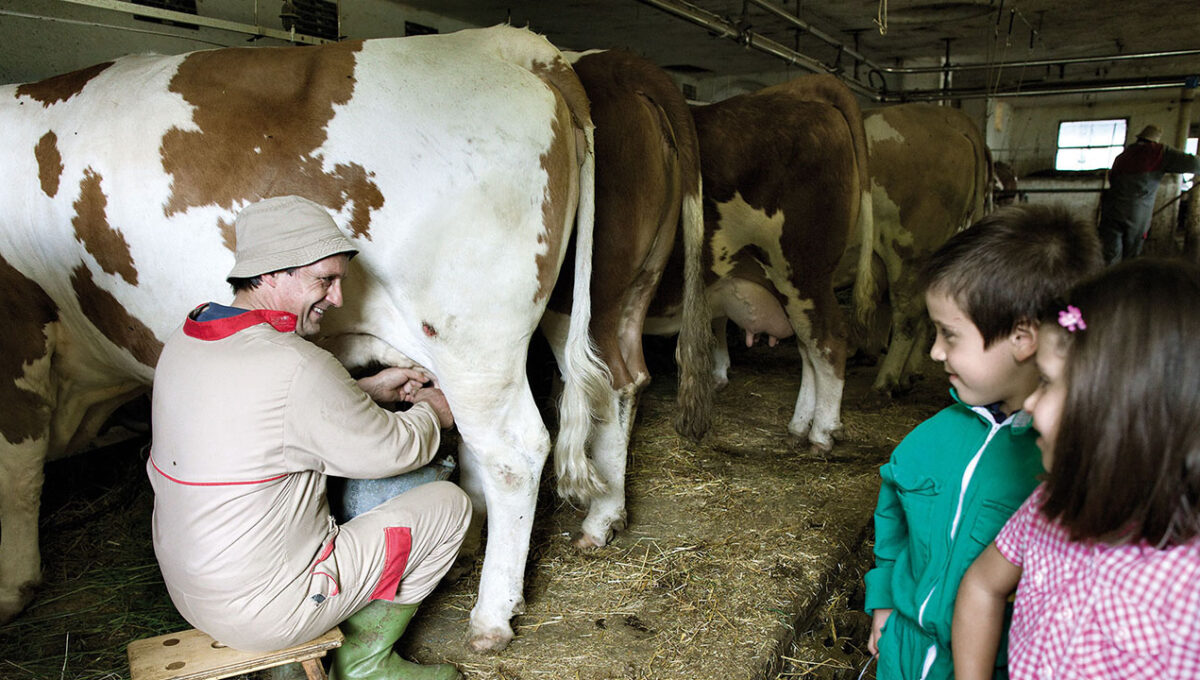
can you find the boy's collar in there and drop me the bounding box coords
[950,388,1034,432]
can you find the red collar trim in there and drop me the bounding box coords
[183,304,297,340]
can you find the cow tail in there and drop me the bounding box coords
[847,116,878,332]
[554,121,612,505]
[672,176,715,441]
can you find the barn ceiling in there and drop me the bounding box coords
[2,0,1197,101]
[402,0,1200,100]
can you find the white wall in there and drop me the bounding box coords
[0,0,475,84]
[986,91,1197,176]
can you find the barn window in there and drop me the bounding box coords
[1184,137,1198,191]
[1055,119,1127,171]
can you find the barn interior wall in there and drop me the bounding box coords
[985,92,1197,177]
[0,0,474,84]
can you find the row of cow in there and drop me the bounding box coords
[0,24,991,652]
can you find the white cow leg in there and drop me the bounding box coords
[458,391,550,653]
[790,311,845,453]
[711,317,731,390]
[788,343,818,441]
[807,346,846,452]
[0,437,50,624]
[453,438,488,570]
[576,384,635,548]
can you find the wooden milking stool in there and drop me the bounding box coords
[128,626,343,680]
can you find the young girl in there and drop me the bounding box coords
[951,258,1200,680]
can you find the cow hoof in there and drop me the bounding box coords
[574,532,607,550]
[467,626,514,654]
[809,440,834,456]
[0,583,37,625]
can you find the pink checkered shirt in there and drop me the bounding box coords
[994,484,1200,680]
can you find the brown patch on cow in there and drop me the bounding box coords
[0,253,59,444]
[217,217,236,252]
[534,88,577,303]
[72,168,138,286]
[36,132,63,198]
[160,41,382,237]
[531,57,591,141]
[15,62,113,107]
[70,264,162,368]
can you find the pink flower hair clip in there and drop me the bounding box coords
[1058,305,1086,332]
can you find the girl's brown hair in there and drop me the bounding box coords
[1042,258,1200,547]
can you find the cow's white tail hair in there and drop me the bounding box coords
[554,124,613,505]
[852,187,878,330]
[672,181,715,441]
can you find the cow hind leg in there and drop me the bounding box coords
[0,437,50,624]
[575,383,636,549]
[788,295,847,453]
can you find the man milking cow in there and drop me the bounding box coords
[147,196,468,680]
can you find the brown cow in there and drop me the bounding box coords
[647,74,877,452]
[543,49,714,548]
[850,103,991,394]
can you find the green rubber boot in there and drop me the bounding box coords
[329,601,460,680]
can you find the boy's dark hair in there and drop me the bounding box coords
[921,204,1102,347]
[228,266,299,294]
[1043,258,1200,547]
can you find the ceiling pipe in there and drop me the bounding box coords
[891,75,1197,102]
[882,47,1200,74]
[54,0,332,46]
[635,0,879,99]
[744,0,885,72]
[641,0,1200,100]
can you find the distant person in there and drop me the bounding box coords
[953,258,1200,679]
[864,205,1102,680]
[1096,124,1200,263]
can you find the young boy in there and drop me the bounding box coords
[864,204,1102,680]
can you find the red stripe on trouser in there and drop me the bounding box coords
[369,526,412,601]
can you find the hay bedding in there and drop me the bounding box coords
[0,336,949,680]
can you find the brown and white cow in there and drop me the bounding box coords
[541,49,714,549]
[647,74,877,452]
[850,103,991,394]
[0,25,610,653]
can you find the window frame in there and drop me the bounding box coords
[1054,118,1128,172]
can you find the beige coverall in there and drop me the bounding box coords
[148,308,470,651]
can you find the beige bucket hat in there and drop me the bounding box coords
[227,196,358,279]
[1134,125,1162,142]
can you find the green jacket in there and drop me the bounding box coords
[865,391,1042,675]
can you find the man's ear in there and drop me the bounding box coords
[1011,319,1038,362]
[260,272,280,288]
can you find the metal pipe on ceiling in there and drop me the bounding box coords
[635,0,879,99]
[883,48,1200,74]
[892,75,1197,102]
[640,0,1199,100]
[743,0,885,72]
[54,0,332,46]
